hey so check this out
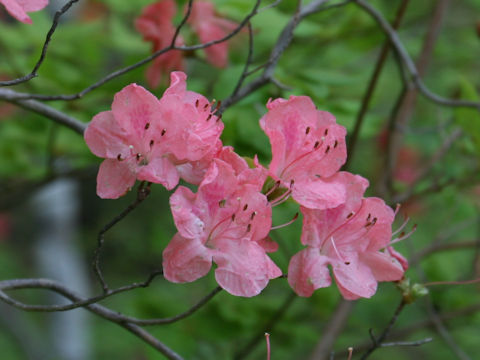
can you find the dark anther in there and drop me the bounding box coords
[203,103,209,110]
[324,128,329,136]
[250,211,257,220]
[206,114,212,121]
[144,122,150,130]
[372,217,377,225]
[334,140,338,148]
[136,153,141,161]
[149,140,154,147]
[366,213,371,221]
[214,100,222,112]
[161,129,166,136]
[231,214,236,221]
[195,99,199,107]
[246,223,251,233]
[346,212,354,219]
[314,141,320,149]
[305,127,310,134]
[117,154,123,161]
[344,261,350,265]
[325,145,330,154]
[216,115,222,123]
[243,204,248,211]
[290,179,295,187]
[219,199,226,207]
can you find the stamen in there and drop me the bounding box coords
[290,179,295,188]
[325,145,330,154]
[265,333,271,360]
[216,115,222,123]
[136,153,141,161]
[394,203,401,217]
[305,127,310,134]
[206,114,212,121]
[270,189,292,207]
[195,99,199,107]
[117,154,123,161]
[149,140,154,147]
[243,204,248,211]
[367,213,371,221]
[314,141,320,149]
[334,140,338,148]
[346,212,355,219]
[203,102,209,110]
[271,213,299,230]
[144,122,150,130]
[161,129,166,136]
[392,215,410,237]
[231,214,236,222]
[250,211,257,220]
[330,237,348,264]
[390,224,417,245]
[265,180,281,197]
[246,223,251,233]
[324,128,329,136]
[213,100,222,113]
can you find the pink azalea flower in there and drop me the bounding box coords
[260,96,348,210]
[135,0,185,88]
[84,71,223,199]
[187,0,238,68]
[163,152,281,297]
[288,172,406,300]
[0,0,48,24]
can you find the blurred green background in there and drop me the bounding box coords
[1,0,480,359]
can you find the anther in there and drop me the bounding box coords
[149,140,154,147]
[144,122,150,130]
[203,103,209,110]
[366,213,371,221]
[325,146,330,154]
[161,129,166,136]
[305,127,310,134]
[346,212,354,219]
[243,204,248,211]
[344,261,350,265]
[246,223,251,233]
[216,115,222,123]
[195,99,199,107]
[290,179,295,187]
[250,211,257,220]
[117,154,123,161]
[324,128,329,136]
[314,141,320,149]
[231,214,236,221]
[334,140,338,148]
[206,114,212,121]
[136,153,141,161]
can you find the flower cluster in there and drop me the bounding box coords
[0,0,48,24]
[85,71,408,299]
[135,0,237,88]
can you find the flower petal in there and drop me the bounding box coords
[84,111,128,159]
[288,248,331,297]
[361,251,405,281]
[137,157,179,190]
[96,158,136,199]
[163,232,212,283]
[331,254,377,299]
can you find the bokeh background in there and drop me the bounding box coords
[1,0,480,359]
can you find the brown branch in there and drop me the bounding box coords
[0,0,81,87]
[0,279,183,360]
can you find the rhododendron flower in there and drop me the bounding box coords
[84,71,223,199]
[260,96,348,210]
[135,0,185,88]
[187,0,238,68]
[163,151,281,297]
[288,172,406,300]
[0,0,48,24]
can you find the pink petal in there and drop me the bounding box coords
[96,158,136,199]
[331,254,377,299]
[176,140,222,185]
[136,157,179,190]
[163,232,212,283]
[214,239,279,297]
[292,173,347,210]
[288,248,331,297]
[111,84,162,141]
[360,251,405,282]
[257,236,279,253]
[387,246,409,271]
[170,186,206,239]
[84,111,128,159]
[1,0,31,23]
[16,0,48,11]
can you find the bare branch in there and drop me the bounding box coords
[0,0,81,87]
[353,0,480,111]
[0,88,86,134]
[0,279,183,360]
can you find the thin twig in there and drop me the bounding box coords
[346,0,410,168]
[0,279,183,360]
[93,182,151,293]
[0,0,81,87]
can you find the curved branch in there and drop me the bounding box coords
[353,0,480,111]
[0,88,86,134]
[0,279,183,360]
[0,0,81,87]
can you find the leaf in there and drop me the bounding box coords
[455,77,480,157]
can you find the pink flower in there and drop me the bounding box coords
[163,151,281,297]
[288,172,406,300]
[135,0,185,88]
[187,0,238,68]
[0,0,48,24]
[84,71,223,199]
[260,96,348,210]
